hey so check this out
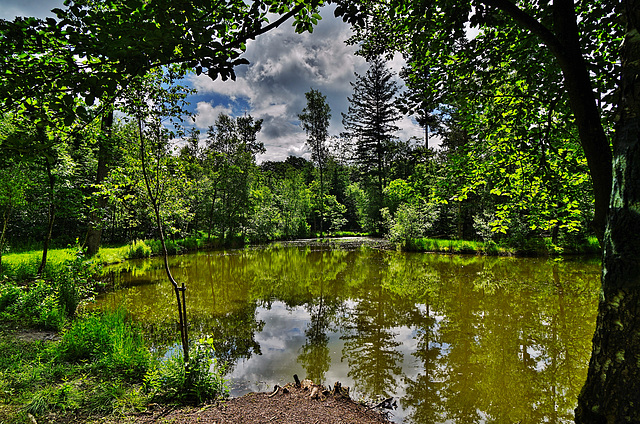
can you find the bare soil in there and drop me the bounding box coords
[124,384,393,424]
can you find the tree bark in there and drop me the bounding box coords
[86,109,113,256]
[575,1,640,421]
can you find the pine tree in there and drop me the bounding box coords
[342,57,400,230]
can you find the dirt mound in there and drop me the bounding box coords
[131,382,393,424]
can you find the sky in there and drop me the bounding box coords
[0,1,426,162]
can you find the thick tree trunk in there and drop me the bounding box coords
[86,110,113,257]
[575,2,640,422]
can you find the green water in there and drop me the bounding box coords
[97,242,601,423]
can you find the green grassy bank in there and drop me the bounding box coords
[399,235,601,256]
[0,235,227,424]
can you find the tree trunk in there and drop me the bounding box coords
[575,2,640,421]
[208,187,217,243]
[484,0,613,242]
[319,163,325,237]
[86,109,113,256]
[38,157,56,277]
[0,205,11,274]
[138,117,189,364]
[551,0,612,242]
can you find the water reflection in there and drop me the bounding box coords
[97,246,600,423]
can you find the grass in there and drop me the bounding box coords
[402,235,601,257]
[0,312,150,423]
[404,237,511,255]
[0,311,228,423]
[95,234,220,265]
[1,249,78,281]
[0,235,229,422]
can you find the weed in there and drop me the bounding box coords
[23,389,51,416]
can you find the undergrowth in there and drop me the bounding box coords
[0,248,98,331]
[0,312,228,423]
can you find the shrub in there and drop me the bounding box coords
[145,338,228,404]
[55,249,96,318]
[385,203,438,246]
[127,240,152,259]
[2,280,67,330]
[0,284,20,313]
[483,240,500,256]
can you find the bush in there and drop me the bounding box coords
[0,284,20,313]
[384,203,435,245]
[55,249,96,318]
[483,240,500,256]
[0,249,97,330]
[127,240,152,259]
[1,280,67,330]
[181,236,204,251]
[145,338,228,404]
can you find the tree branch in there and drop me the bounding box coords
[479,0,565,57]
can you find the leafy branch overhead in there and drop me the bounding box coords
[0,0,326,123]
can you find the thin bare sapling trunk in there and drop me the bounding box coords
[137,117,189,364]
[38,156,56,277]
[0,204,12,274]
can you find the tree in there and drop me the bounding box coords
[119,70,194,363]
[1,0,327,258]
[299,88,331,236]
[85,109,115,257]
[0,154,30,273]
[575,1,640,421]
[1,0,327,120]
[205,113,264,241]
[342,57,401,231]
[335,0,618,243]
[337,0,640,420]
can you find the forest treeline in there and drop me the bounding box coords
[0,58,598,264]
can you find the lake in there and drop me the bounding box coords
[96,240,601,423]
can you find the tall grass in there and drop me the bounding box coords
[2,311,152,420]
[1,249,77,281]
[56,309,150,381]
[0,250,98,330]
[95,235,215,265]
[144,338,228,404]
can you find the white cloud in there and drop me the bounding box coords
[191,75,254,102]
[397,116,426,143]
[193,102,232,129]
[186,5,425,162]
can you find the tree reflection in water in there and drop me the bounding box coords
[98,246,599,423]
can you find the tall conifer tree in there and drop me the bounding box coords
[342,57,400,230]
